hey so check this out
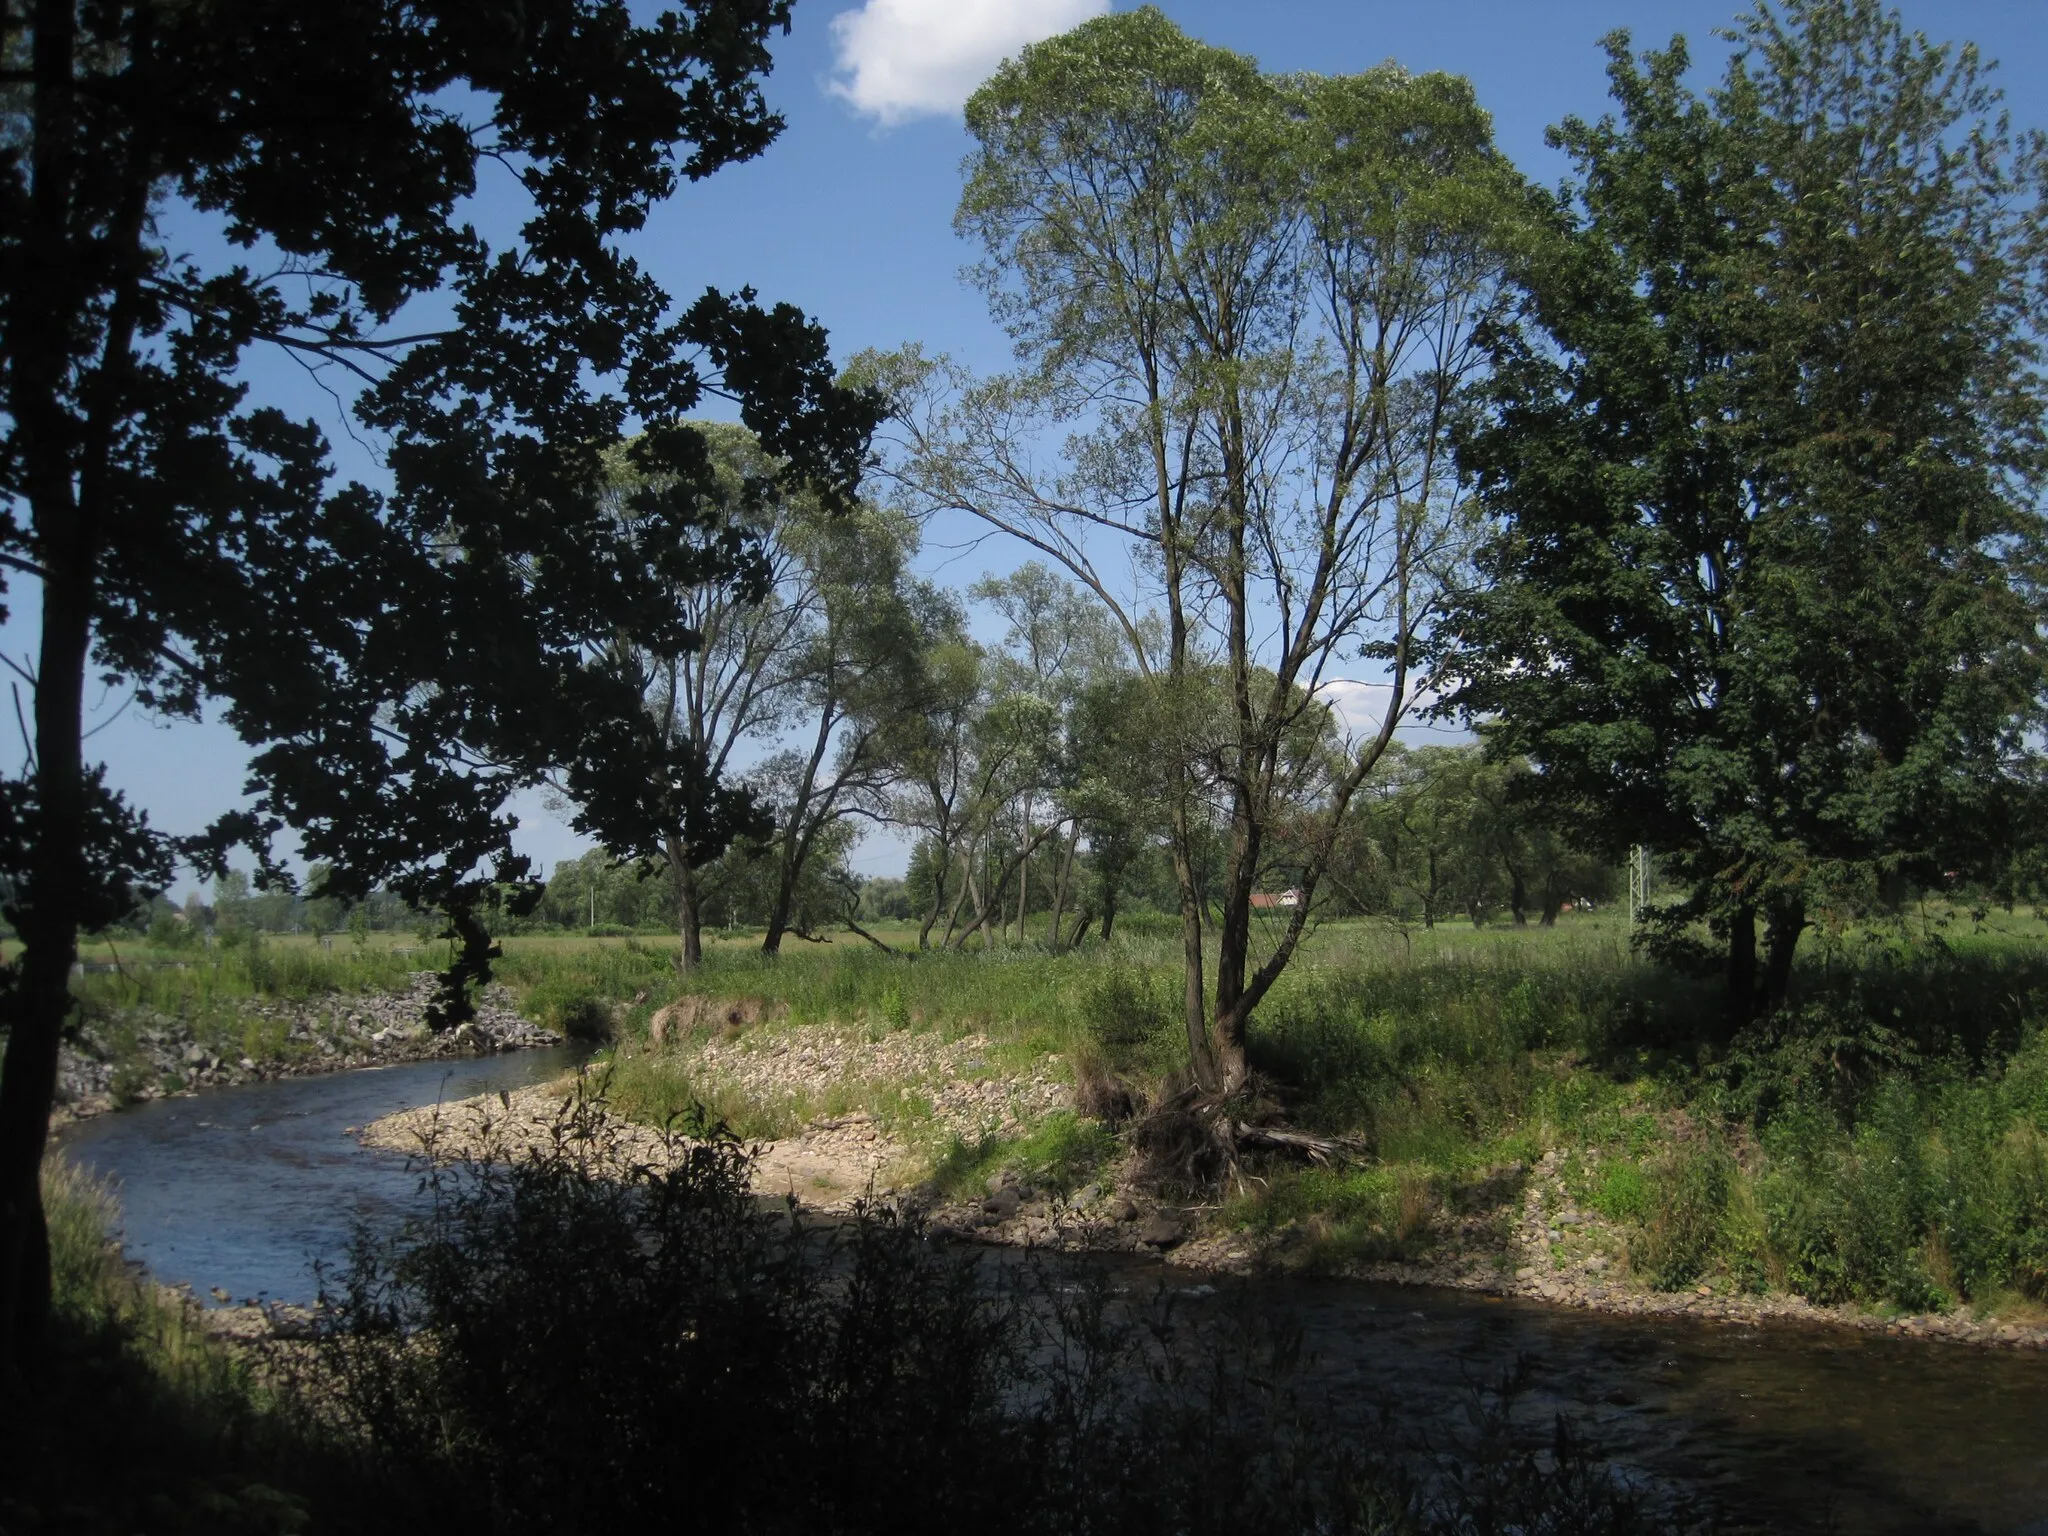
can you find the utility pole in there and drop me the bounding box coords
[1627,846,1652,928]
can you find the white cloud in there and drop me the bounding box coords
[826,0,1108,126]
[1318,679,1465,743]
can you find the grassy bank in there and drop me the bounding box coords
[11,1161,318,1533]
[61,907,2048,1319]
[587,910,2048,1320]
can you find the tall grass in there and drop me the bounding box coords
[23,1160,314,1533]
[72,935,427,1016]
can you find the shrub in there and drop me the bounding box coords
[1632,1135,1735,1289]
[520,977,615,1042]
[301,1090,1679,1536]
[1080,959,1177,1058]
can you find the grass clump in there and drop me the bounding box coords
[929,1110,1117,1201]
[13,1161,318,1535]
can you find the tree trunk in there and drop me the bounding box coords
[1212,820,1257,1093]
[947,855,986,951]
[1726,903,1758,1030]
[1064,906,1094,950]
[980,867,1006,949]
[0,0,130,1372]
[0,575,89,1374]
[666,835,702,972]
[1759,897,1805,1017]
[1047,821,1079,949]
[761,842,799,957]
[1015,806,1029,945]
[1168,801,1217,1091]
[1509,868,1529,927]
[916,840,952,951]
[938,850,974,949]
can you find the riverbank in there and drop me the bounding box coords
[528,915,2048,1334]
[365,1052,2048,1358]
[57,970,560,1126]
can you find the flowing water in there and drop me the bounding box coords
[57,1047,585,1303]
[56,1056,2048,1534]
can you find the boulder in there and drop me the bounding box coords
[1137,1213,1185,1248]
[982,1186,1023,1221]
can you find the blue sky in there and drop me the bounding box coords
[23,0,2045,893]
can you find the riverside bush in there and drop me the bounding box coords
[303,1088,1679,1536]
[1633,1137,1735,1289]
[518,977,614,1042]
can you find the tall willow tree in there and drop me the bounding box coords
[870,8,1524,1093]
[1440,1,2048,1028]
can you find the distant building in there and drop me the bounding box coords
[1249,889,1303,910]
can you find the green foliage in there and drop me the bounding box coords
[1589,1161,1651,1225]
[521,979,615,1043]
[1442,0,2048,1021]
[1079,959,1182,1067]
[889,2,1534,1086]
[29,1161,314,1534]
[301,1091,1668,1536]
[1633,1138,1736,1290]
[927,1113,1116,1203]
[0,0,886,1367]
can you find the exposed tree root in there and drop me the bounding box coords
[1125,1081,1366,1195]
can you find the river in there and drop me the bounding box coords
[55,1054,2048,1535]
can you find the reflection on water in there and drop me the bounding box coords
[57,1054,2048,1534]
[1227,1272,2048,1535]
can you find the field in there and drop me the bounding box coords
[63,905,2048,1319]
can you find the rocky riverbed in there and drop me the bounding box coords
[56,972,559,1125]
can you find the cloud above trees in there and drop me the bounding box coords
[827,0,1107,125]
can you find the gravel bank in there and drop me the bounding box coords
[364,1025,2048,1355]
[57,972,558,1125]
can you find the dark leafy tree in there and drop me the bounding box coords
[0,0,879,1372]
[1440,1,2048,1029]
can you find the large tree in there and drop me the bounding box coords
[595,423,850,970]
[0,0,876,1372]
[748,502,937,955]
[1439,1,2048,1028]
[872,8,1521,1092]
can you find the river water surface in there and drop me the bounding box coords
[56,1055,2048,1535]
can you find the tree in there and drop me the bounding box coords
[749,504,936,955]
[596,423,845,970]
[0,0,877,1372]
[870,8,1521,1091]
[1361,746,1487,928]
[1464,758,1616,927]
[968,562,1126,948]
[883,636,985,949]
[1439,2,2048,1028]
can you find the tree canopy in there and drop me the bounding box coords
[874,5,1526,1092]
[1439,0,2048,1026]
[0,0,877,1372]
